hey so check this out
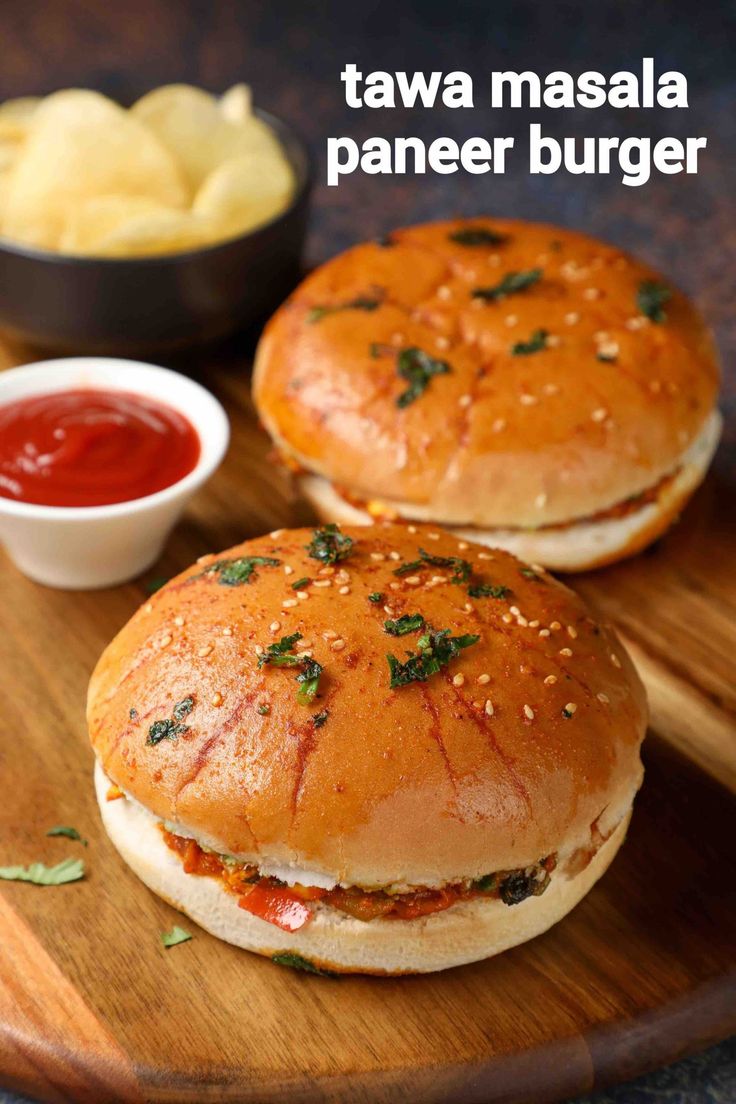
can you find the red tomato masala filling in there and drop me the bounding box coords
[161,827,557,933]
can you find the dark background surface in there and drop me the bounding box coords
[1,1,734,1101]
[2,0,733,436]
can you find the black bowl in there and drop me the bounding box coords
[0,110,312,355]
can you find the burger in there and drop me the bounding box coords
[252,219,721,571]
[89,524,646,974]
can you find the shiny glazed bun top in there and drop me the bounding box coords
[88,525,647,889]
[252,219,719,528]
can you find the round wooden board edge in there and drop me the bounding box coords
[1,893,732,1104]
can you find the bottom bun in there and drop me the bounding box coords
[96,761,631,975]
[298,409,721,572]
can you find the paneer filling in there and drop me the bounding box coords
[161,826,556,932]
[332,469,678,531]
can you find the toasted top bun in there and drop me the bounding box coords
[253,219,719,528]
[88,525,647,889]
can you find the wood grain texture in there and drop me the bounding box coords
[0,897,142,1104]
[0,342,734,1104]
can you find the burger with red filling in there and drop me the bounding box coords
[89,523,647,973]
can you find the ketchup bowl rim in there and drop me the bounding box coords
[0,357,230,521]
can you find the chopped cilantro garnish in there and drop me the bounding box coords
[394,547,510,600]
[257,703,271,716]
[512,329,548,355]
[313,710,329,728]
[449,226,507,247]
[472,268,542,302]
[0,858,85,885]
[394,548,471,585]
[147,697,194,745]
[295,659,323,705]
[637,280,671,323]
[308,296,382,323]
[306,524,354,565]
[145,575,168,595]
[271,952,339,976]
[161,925,192,948]
[474,873,497,893]
[394,558,423,576]
[129,708,138,720]
[562,707,574,719]
[200,555,281,586]
[147,718,190,745]
[396,347,451,408]
[520,567,544,581]
[46,826,87,846]
[368,591,384,603]
[291,576,310,590]
[384,613,425,636]
[259,632,303,663]
[172,697,194,722]
[259,633,323,705]
[387,627,479,689]
[468,583,510,599]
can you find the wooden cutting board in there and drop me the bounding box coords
[0,341,734,1104]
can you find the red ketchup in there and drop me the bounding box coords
[0,389,201,507]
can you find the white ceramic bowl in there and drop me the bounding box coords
[0,358,229,589]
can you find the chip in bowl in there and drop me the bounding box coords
[193,149,294,239]
[59,194,217,257]
[131,84,289,195]
[0,83,296,257]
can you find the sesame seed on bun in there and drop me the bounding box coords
[89,524,646,973]
[252,219,721,571]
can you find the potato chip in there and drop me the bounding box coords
[0,96,41,141]
[1,90,188,249]
[0,173,11,223]
[0,141,18,174]
[193,151,295,239]
[0,97,40,180]
[59,194,216,257]
[132,83,284,192]
[219,83,252,124]
[0,83,295,257]
[59,194,191,253]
